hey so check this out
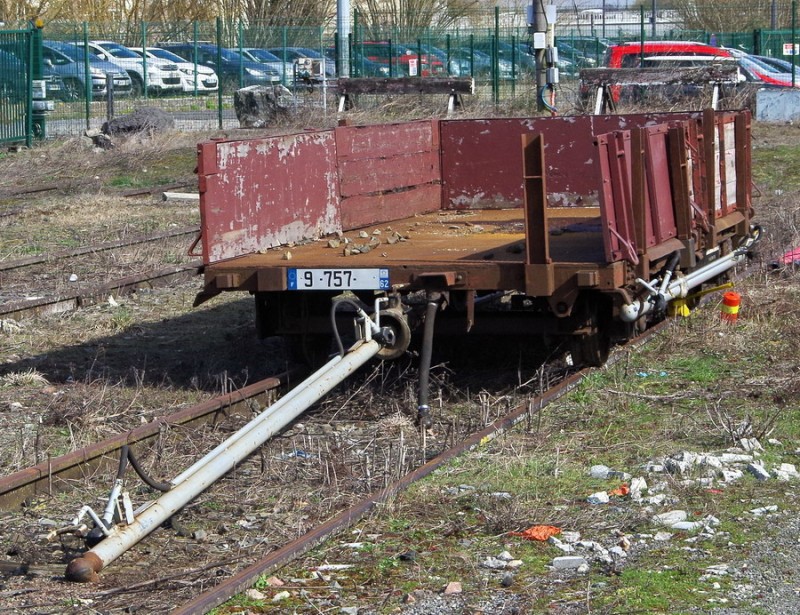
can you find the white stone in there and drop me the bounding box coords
[652,510,688,526]
[608,470,632,481]
[481,557,507,570]
[629,477,648,499]
[576,563,591,573]
[779,463,798,475]
[664,458,692,475]
[245,589,266,600]
[671,521,704,531]
[749,505,778,516]
[497,550,514,561]
[609,546,627,558]
[746,463,771,481]
[719,468,744,483]
[698,455,723,469]
[548,537,573,553]
[507,560,524,569]
[646,493,668,506]
[719,453,753,464]
[68,273,79,282]
[589,465,611,479]
[560,531,581,544]
[739,438,764,452]
[654,531,673,541]
[587,491,610,505]
[553,556,588,569]
[272,591,291,602]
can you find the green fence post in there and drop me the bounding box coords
[511,34,516,97]
[353,8,359,78]
[193,21,199,96]
[238,21,244,88]
[282,26,288,85]
[640,6,645,65]
[493,6,499,105]
[216,17,223,129]
[792,0,797,87]
[141,21,148,98]
[31,18,45,142]
[83,22,91,130]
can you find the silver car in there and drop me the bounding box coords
[130,47,219,94]
[43,41,133,100]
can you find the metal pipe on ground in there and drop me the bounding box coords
[170,355,344,486]
[65,339,382,583]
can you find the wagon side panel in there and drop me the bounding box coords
[198,131,340,264]
[335,120,441,229]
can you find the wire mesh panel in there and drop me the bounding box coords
[0,29,32,145]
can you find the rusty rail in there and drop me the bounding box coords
[0,226,199,273]
[0,262,202,321]
[0,374,290,509]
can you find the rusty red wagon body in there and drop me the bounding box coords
[193,109,757,367]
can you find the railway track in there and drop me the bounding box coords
[0,226,202,321]
[0,318,668,614]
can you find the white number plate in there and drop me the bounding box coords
[288,268,390,290]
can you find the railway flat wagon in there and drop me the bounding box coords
[193,109,759,373]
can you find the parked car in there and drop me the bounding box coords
[469,40,536,74]
[555,36,610,64]
[75,41,182,96]
[358,42,445,77]
[129,46,218,94]
[752,54,800,77]
[323,48,390,78]
[604,41,732,69]
[583,41,735,104]
[451,48,514,78]
[42,40,133,100]
[722,48,800,87]
[554,41,598,69]
[238,48,295,86]
[158,43,281,90]
[266,47,336,81]
[0,47,66,102]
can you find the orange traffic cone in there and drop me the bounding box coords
[720,291,741,323]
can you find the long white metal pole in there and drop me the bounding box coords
[66,340,381,582]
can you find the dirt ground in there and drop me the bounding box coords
[0,114,798,614]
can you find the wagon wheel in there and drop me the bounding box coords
[568,293,612,367]
[569,329,611,368]
[284,333,333,368]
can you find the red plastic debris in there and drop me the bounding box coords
[608,483,630,497]
[780,247,800,265]
[510,525,561,541]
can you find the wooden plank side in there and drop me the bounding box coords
[340,184,441,230]
[199,131,340,264]
[338,150,440,197]
[335,120,437,161]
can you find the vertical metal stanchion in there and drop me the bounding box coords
[106,73,114,123]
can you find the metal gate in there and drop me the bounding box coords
[0,27,37,145]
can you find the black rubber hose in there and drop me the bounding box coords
[126,447,172,493]
[417,293,441,428]
[665,251,681,275]
[116,445,130,480]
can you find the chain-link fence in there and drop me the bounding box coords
[10,3,798,138]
